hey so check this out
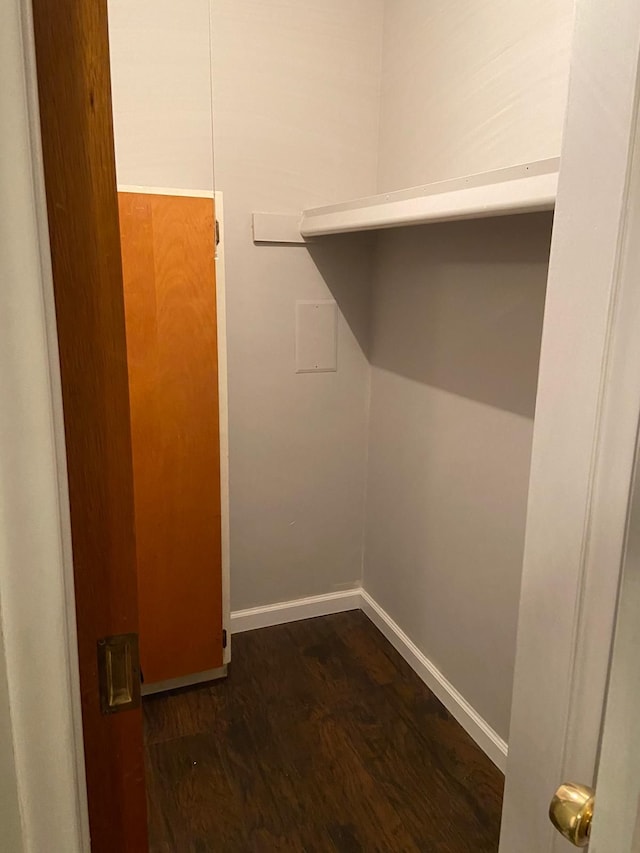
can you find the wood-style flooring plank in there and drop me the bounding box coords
[143,611,503,852]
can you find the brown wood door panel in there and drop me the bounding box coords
[118,193,223,685]
[30,1,148,850]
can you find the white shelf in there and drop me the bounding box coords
[298,158,559,238]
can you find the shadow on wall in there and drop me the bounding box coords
[369,212,554,419]
[307,232,376,360]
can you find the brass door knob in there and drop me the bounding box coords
[549,782,595,847]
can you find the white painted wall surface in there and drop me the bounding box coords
[107,0,572,743]
[211,0,383,609]
[363,215,552,739]
[377,0,574,192]
[108,0,214,189]
[361,0,573,742]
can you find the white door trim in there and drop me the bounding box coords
[588,61,640,848]
[500,0,640,849]
[1,0,88,850]
[590,406,640,850]
[214,191,232,667]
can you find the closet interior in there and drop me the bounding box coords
[106,0,573,830]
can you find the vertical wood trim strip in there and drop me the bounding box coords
[30,1,148,849]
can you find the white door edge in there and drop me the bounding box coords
[214,191,233,667]
[500,0,640,850]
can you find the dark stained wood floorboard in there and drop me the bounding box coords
[143,611,503,852]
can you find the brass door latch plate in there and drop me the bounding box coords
[97,633,141,714]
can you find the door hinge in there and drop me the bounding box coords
[222,629,228,649]
[97,632,141,714]
[215,218,220,247]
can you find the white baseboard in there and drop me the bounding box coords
[230,586,507,772]
[230,588,362,633]
[359,589,508,773]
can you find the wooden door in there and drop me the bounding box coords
[30,1,148,850]
[118,193,224,686]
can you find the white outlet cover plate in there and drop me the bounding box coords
[295,300,338,373]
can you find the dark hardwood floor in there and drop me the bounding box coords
[143,611,503,852]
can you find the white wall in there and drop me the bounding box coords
[108,0,572,741]
[108,0,214,189]
[108,0,383,612]
[364,215,553,740]
[211,0,383,610]
[362,0,573,740]
[377,0,574,191]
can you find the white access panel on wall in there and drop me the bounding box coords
[295,300,338,373]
